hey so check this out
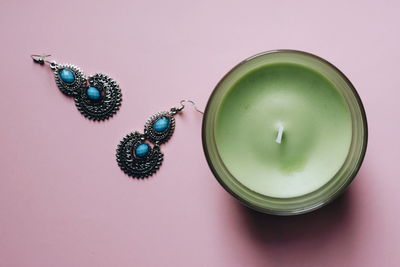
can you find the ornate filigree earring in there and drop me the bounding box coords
[31,54,122,121]
[116,100,203,178]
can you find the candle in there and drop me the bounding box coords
[202,50,367,215]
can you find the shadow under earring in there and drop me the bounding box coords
[31,54,122,121]
[116,100,203,178]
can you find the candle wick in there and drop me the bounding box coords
[276,126,284,144]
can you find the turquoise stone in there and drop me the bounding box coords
[86,86,102,100]
[59,69,75,83]
[135,143,150,158]
[153,117,169,132]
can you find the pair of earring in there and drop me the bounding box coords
[32,54,202,178]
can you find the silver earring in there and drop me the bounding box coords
[116,100,203,178]
[31,54,122,121]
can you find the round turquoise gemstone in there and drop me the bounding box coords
[135,143,150,158]
[59,69,75,83]
[153,117,169,132]
[86,86,102,100]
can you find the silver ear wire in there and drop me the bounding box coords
[179,100,204,114]
[31,54,52,65]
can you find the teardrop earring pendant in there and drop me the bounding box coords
[116,100,203,178]
[31,54,122,121]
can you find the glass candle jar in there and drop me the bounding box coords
[202,50,368,215]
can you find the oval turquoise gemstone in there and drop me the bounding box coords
[135,143,150,158]
[153,117,169,132]
[59,69,75,83]
[86,86,102,100]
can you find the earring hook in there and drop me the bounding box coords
[170,100,204,115]
[179,100,204,114]
[31,54,52,65]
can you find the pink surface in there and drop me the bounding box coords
[0,0,398,266]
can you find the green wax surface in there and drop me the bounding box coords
[215,63,352,198]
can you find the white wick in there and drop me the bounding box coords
[275,125,284,144]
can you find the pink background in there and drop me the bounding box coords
[0,0,398,266]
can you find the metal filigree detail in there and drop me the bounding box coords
[116,132,163,178]
[144,111,175,144]
[115,103,192,179]
[53,63,87,96]
[74,73,122,121]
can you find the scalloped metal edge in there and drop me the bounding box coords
[74,73,122,121]
[116,132,163,178]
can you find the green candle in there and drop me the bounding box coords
[202,50,367,215]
